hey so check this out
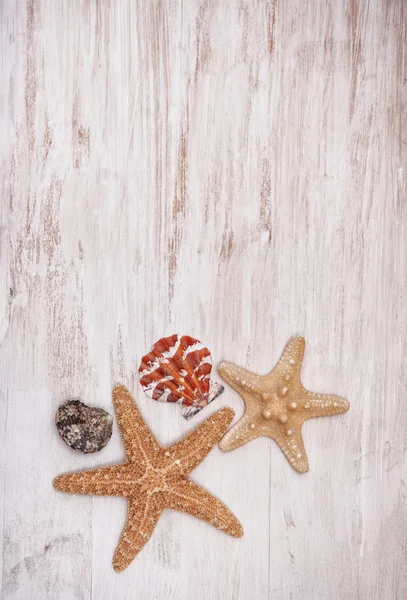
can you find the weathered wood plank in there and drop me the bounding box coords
[1,0,406,599]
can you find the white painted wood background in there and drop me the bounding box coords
[1,1,406,599]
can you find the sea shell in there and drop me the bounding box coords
[138,334,224,419]
[55,400,113,453]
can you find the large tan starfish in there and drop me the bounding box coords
[218,337,349,473]
[53,384,243,572]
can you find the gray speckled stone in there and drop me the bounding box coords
[55,400,113,453]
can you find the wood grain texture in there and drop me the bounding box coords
[1,1,406,599]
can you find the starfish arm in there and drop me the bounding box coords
[218,412,261,452]
[112,384,162,461]
[269,336,306,384]
[273,429,309,474]
[113,494,163,572]
[53,464,132,497]
[218,362,264,400]
[299,391,350,418]
[165,479,243,538]
[166,407,234,474]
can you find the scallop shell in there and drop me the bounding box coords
[138,334,224,419]
[55,400,113,453]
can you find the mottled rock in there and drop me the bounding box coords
[55,400,113,453]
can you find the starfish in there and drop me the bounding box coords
[53,384,243,572]
[218,337,349,473]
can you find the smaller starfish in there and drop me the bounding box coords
[54,385,243,572]
[218,337,349,473]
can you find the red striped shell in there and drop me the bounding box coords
[138,335,224,419]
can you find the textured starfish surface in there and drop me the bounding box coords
[54,384,243,572]
[218,337,349,473]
